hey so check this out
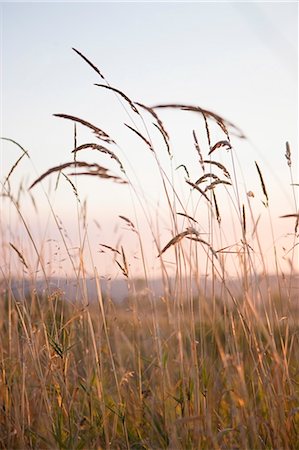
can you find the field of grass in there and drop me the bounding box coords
[1,49,298,449]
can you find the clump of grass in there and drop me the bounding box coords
[0,48,298,449]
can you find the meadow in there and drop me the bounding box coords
[1,49,298,449]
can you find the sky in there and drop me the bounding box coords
[1,1,298,279]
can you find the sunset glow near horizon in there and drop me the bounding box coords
[1,2,298,279]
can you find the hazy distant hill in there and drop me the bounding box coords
[5,273,299,304]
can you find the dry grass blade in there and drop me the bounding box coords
[74,123,77,150]
[4,153,28,186]
[195,173,220,185]
[9,243,28,269]
[121,246,129,275]
[136,102,169,140]
[151,103,246,138]
[30,161,126,189]
[280,213,299,218]
[192,130,205,172]
[216,243,239,254]
[68,171,127,183]
[212,190,221,224]
[251,215,261,238]
[1,137,30,156]
[255,161,269,207]
[100,244,121,255]
[158,228,200,257]
[285,141,292,167]
[281,213,299,234]
[176,164,190,178]
[53,114,115,144]
[216,119,231,141]
[152,123,171,156]
[61,172,80,202]
[28,189,37,213]
[183,106,245,139]
[203,160,231,179]
[119,215,137,231]
[208,140,232,156]
[95,84,139,114]
[186,180,212,204]
[124,124,154,152]
[204,179,232,192]
[202,110,211,147]
[72,143,125,172]
[283,242,299,256]
[116,247,129,277]
[176,212,198,223]
[72,47,105,79]
[186,236,217,256]
[115,260,128,277]
[30,161,78,189]
[54,170,62,191]
[242,204,246,235]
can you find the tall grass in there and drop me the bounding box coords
[1,49,298,449]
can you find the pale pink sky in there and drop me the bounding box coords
[1,2,298,278]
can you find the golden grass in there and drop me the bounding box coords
[1,49,298,449]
